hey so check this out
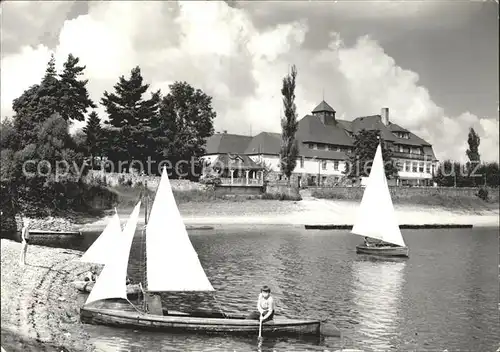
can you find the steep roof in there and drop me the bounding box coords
[350,115,431,147]
[296,115,353,146]
[312,100,336,113]
[245,132,281,155]
[212,153,263,170]
[204,133,252,154]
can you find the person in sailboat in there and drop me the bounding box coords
[246,285,275,322]
[364,237,371,247]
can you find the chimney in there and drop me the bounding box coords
[381,107,389,125]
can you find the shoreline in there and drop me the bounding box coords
[0,240,93,352]
[78,199,499,231]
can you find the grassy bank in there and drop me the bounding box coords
[311,188,499,211]
[110,184,301,209]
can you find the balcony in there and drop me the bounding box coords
[392,151,434,161]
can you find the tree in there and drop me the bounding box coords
[152,81,216,178]
[466,127,481,164]
[11,54,94,147]
[58,54,96,122]
[279,65,299,181]
[12,55,61,147]
[100,66,160,168]
[82,111,103,168]
[466,127,481,185]
[344,129,398,180]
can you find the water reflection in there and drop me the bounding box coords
[351,257,406,351]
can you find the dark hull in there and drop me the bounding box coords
[80,306,326,337]
[356,245,409,257]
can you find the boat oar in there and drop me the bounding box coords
[258,317,263,339]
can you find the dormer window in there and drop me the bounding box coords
[394,132,410,139]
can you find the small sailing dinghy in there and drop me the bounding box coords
[80,167,324,337]
[351,143,409,258]
[71,209,142,298]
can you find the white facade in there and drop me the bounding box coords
[203,153,435,185]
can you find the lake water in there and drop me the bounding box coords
[5,225,500,351]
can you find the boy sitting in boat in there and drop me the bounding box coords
[246,285,275,322]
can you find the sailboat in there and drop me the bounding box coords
[71,209,143,297]
[351,143,409,258]
[79,166,326,337]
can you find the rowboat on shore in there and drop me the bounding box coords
[72,280,142,299]
[79,166,332,337]
[351,143,409,258]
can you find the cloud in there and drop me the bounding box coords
[1,1,498,162]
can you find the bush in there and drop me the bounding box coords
[477,187,489,201]
[199,174,222,186]
[261,192,302,201]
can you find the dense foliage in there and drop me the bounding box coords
[433,160,499,188]
[343,129,398,179]
[1,54,217,217]
[279,65,299,181]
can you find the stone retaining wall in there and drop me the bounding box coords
[308,186,499,202]
[85,170,204,191]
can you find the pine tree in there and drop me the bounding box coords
[12,55,61,146]
[59,54,96,121]
[279,65,299,182]
[82,111,102,168]
[100,66,160,168]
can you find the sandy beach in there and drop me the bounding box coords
[1,240,93,352]
[79,198,500,232]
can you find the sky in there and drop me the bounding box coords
[1,0,498,162]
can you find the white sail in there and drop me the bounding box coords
[146,166,214,292]
[351,144,406,247]
[84,201,141,305]
[80,211,122,264]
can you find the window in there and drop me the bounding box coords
[412,162,417,172]
[405,162,410,172]
[425,163,431,174]
[308,143,313,149]
[322,160,327,170]
[313,144,318,150]
[333,160,339,171]
[300,157,304,168]
[311,176,317,185]
[418,162,424,172]
[321,176,327,185]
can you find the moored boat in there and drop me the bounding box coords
[71,280,142,299]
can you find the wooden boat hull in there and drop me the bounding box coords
[356,245,409,257]
[80,306,323,337]
[72,281,142,299]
